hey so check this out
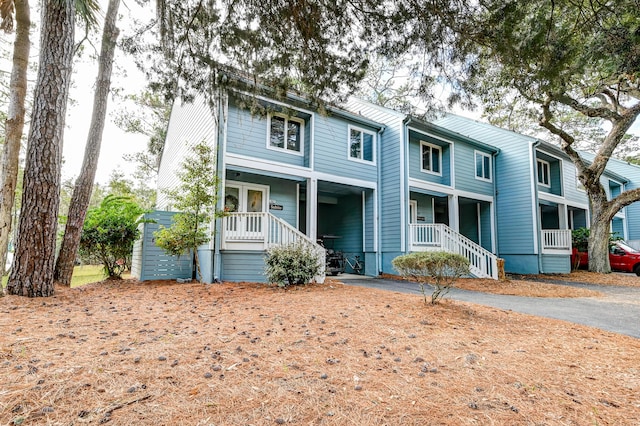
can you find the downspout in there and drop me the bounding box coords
[530,140,543,273]
[492,150,499,255]
[212,89,228,283]
[376,126,384,275]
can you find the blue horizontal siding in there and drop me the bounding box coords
[221,251,267,282]
[541,254,571,273]
[313,114,378,182]
[226,99,306,168]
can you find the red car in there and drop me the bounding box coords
[572,241,640,275]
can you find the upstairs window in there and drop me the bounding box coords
[349,126,375,162]
[421,141,442,175]
[268,114,303,154]
[537,159,550,187]
[475,151,492,181]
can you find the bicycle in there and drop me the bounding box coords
[342,254,364,275]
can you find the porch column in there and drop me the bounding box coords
[307,178,318,242]
[559,204,568,229]
[449,195,459,232]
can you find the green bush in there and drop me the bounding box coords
[79,195,146,279]
[264,242,323,287]
[392,251,470,304]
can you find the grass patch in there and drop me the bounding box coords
[2,264,130,289]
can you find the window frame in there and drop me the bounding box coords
[266,113,305,156]
[474,150,492,182]
[347,125,376,164]
[420,141,442,176]
[537,158,551,187]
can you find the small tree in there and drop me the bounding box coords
[154,141,222,282]
[264,242,323,288]
[79,195,146,279]
[392,251,470,304]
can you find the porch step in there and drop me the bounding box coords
[410,223,499,279]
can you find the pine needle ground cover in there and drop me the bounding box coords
[1,277,639,425]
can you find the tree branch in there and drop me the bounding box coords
[553,93,621,121]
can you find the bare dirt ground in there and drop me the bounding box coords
[1,274,639,425]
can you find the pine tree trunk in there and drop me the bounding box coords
[54,0,121,285]
[6,0,75,297]
[0,0,30,277]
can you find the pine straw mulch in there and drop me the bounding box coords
[2,278,640,425]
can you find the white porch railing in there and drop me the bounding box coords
[541,229,572,254]
[409,223,498,280]
[222,212,326,282]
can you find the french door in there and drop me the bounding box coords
[224,183,268,240]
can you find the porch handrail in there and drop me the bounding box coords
[409,223,498,280]
[541,229,572,252]
[222,212,326,282]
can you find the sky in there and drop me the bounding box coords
[61,2,151,186]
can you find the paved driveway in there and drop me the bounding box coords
[341,275,640,339]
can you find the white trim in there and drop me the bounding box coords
[477,202,482,247]
[408,178,494,203]
[226,152,377,190]
[536,158,551,187]
[296,183,300,229]
[538,192,589,210]
[362,191,366,251]
[400,124,407,251]
[474,150,492,182]
[450,141,456,188]
[347,125,376,165]
[266,113,304,156]
[431,197,435,223]
[529,142,539,255]
[490,200,496,253]
[419,140,443,176]
[409,200,418,224]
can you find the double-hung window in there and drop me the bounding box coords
[421,141,441,175]
[268,114,303,154]
[475,151,492,181]
[537,159,550,187]
[349,126,375,162]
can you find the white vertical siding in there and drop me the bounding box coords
[157,95,217,209]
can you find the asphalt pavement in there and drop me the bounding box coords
[339,274,640,339]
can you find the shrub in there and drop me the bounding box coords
[392,251,470,304]
[79,195,146,279]
[265,242,323,287]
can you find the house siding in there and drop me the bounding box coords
[226,98,307,168]
[407,132,451,186]
[314,114,378,182]
[221,251,267,282]
[454,143,494,196]
[434,116,537,257]
[346,98,405,256]
[157,96,217,209]
[541,254,571,273]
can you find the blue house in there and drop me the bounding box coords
[133,82,639,282]
[148,90,384,283]
[434,114,634,274]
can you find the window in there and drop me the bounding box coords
[475,151,492,181]
[537,159,550,187]
[268,114,303,154]
[421,141,441,175]
[348,127,375,162]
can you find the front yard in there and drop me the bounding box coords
[1,276,638,425]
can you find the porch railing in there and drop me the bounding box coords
[409,223,498,280]
[222,212,326,282]
[541,229,572,253]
